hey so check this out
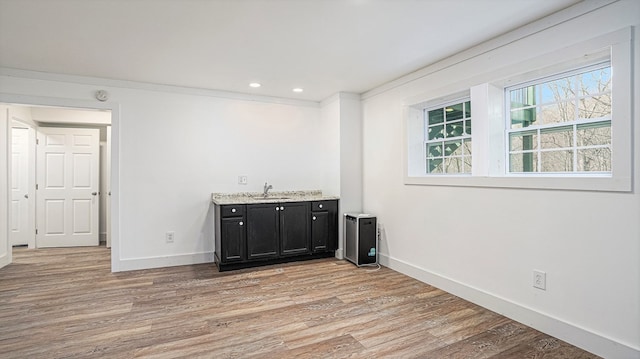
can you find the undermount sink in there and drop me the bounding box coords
[252,196,291,200]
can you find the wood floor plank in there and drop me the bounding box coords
[0,246,601,359]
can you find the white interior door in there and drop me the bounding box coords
[37,127,100,247]
[10,126,30,246]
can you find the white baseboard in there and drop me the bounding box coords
[115,251,215,272]
[0,253,10,269]
[379,253,640,359]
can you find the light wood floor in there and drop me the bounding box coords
[0,246,599,359]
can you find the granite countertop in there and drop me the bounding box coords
[211,190,339,205]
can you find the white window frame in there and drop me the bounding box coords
[424,99,472,175]
[403,27,632,192]
[505,62,612,176]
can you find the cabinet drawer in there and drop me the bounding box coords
[311,200,337,212]
[221,205,245,218]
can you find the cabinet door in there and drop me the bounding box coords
[311,211,329,252]
[246,204,279,260]
[312,200,338,251]
[279,202,310,256]
[221,217,245,262]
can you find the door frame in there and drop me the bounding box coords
[0,93,121,272]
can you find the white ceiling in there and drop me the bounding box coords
[0,0,581,102]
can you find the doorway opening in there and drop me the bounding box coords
[2,97,118,271]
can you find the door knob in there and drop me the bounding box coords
[91,192,98,196]
[312,216,316,221]
[24,194,28,199]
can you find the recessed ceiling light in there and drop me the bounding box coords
[292,88,304,93]
[249,82,261,88]
[445,108,454,112]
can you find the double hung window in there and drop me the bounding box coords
[424,100,472,174]
[507,64,611,174]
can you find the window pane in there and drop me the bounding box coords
[540,102,576,124]
[465,119,471,135]
[428,109,444,125]
[444,157,464,174]
[509,131,538,151]
[446,121,464,138]
[510,86,536,109]
[577,121,611,146]
[427,143,442,158]
[428,125,444,140]
[463,139,472,156]
[540,126,573,149]
[579,67,611,96]
[540,77,575,104]
[464,156,472,173]
[427,158,443,173]
[444,140,463,156]
[465,101,471,118]
[510,152,538,172]
[541,150,573,172]
[445,103,464,121]
[578,147,611,172]
[579,94,611,119]
[511,108,537,128]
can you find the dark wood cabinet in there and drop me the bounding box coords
[310,200,338,252]
[279,202,310,256]
[215,205,246,264]
[214,199,338,271]
[220,218,245,262]
[246,204,280,260]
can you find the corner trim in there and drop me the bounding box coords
[379,253,640,359]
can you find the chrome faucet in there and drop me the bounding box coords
[263,182,273,197]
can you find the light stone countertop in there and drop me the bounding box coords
[211,190,339,205]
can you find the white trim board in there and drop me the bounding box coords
[0,254,10,269]
[378,253,640,359]
[117,252,215,272]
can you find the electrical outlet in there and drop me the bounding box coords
[238,176,248,185]
[166,231,175,243]
[533,270,546,290]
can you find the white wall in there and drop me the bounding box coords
[361,1,639,358]
[320,92,363,258]
[0,105,9,268]
[0,74,325,271]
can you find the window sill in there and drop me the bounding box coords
[404,175,631,192]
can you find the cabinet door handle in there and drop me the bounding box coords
[275,207,279,211]
[312,216,316,221]
[239,221,243,226]
[231,208,236,213]
[280,206,284,211]
[318,204,323,209]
